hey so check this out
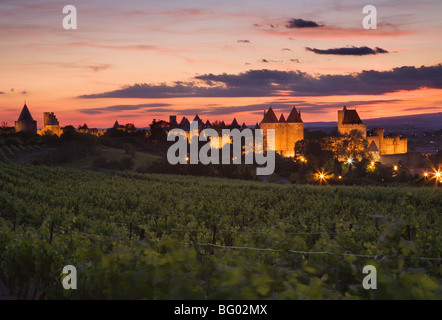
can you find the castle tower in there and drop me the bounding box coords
[15,102,37,134]
[44,112,51,127]
[260,106,303,157]
[260,107,279,152]
[337,106,367,139]
[39,112,61,136]
[169,115,178,128]
[43,112,59,127]
[368,140,381,161]
[285,107,304,157]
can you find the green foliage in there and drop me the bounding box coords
[0,161,440,299]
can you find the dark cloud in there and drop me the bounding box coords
[79,64,442,99]
[78,103,171,114]
[237,40,250,43]
[260,59,283,63]
[22,90,27,95]
[0,92,4,94]
[306,46,389,56]
[286,18,322,28]
[402,106,442,112]
[290,59,300,63]
[10,88,14,92]
[282,48,292,51]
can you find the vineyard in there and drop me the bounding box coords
[0,146,441,300]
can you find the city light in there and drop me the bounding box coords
[298,156,307,164]
[347,158,353,164]
[435,171,442,183]
[371,161,375,167]
[421,166,442,185]
[316,171,328,184]
[394,165,398,171]
[338,176,342,179]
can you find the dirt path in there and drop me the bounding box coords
[0,280,14,300]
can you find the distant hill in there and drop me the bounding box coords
[305,112,442,132]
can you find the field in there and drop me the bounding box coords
[0,148,441,300]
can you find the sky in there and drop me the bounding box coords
[1,0,441,128]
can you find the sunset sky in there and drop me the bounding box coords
[1,0,442,128]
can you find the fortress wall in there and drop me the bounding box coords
[380,153,422,167]
[338,123,367,139]
[382,137,407,155]
[38,125,62,136]
[395,138,407,154]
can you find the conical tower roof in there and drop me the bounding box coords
[179,117,190,130]
[113,119,120,129]
[205,120,212,127]
[342,107,362,124]
[286,107,303,123]
[18,103,34,122]
[240,122,248,130]
[368,140,379,152]
[279,114,286,122]
[261,107,278,123]
[193,114,203,127]
[230,118,240,129]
